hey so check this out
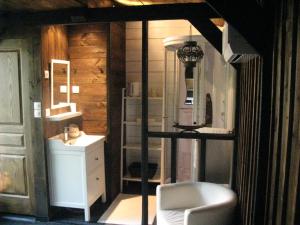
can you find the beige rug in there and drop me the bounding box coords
[98,193,156,225]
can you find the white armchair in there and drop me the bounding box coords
[156,182,237,225]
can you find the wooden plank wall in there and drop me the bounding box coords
[68,24,108,135]
[265,0,300,224]
[41,25,68,111]
[41,22,125,204]
[235,56,262,225]
[41,25,83,139]
[235,0,300,225]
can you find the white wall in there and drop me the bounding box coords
[200,43,236,184]
[126,20,199,92]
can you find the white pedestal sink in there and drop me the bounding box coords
[47,132,106,221]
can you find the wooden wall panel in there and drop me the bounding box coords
[41,23,125,207]
[41,25,70,117]
[41,25,82,139]
[235,1,300,225]
[265,0,300,225]
[68,24,108,135]
[235,57,263,225]
[41,25,68,69]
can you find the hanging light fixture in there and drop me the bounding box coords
[173,27,205,131]
[176,25,204,106]
[177,26,204,67]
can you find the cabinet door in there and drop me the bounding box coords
[87,166,103,205]
[48,151,85,208]
[86,145,103,174]
[0,39,36,215]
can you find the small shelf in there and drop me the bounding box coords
[122,170,161,183]
[123,143,162,151]
[124,96,163,100]
[46,112,82,121]
[120,88,165,191]
[123,121,162,126]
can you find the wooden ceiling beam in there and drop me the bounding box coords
[206,0,265,54]
[0,0,86,12]
[115,0,204,5]
[3,3,218,26]
[75,0,89,5]
[189,17,222,54]
[0,13,7,35]
[87,0,115,8]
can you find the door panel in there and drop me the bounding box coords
[0,155,27,195]
[0,39,35,215]
[0,51,22,124]
[0,133,24,146]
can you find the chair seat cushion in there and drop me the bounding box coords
[157,208,185,225]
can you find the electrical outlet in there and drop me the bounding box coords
[44,70,49,79]
[34,109,41,118]
[45,108,50,117]
[60,85,67,93]
[72,86,80,94]
[33,102,41,110]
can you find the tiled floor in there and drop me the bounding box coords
[0,199,108,225]
[0,222,66,225]
[0,183,158,225]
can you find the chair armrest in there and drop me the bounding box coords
[184,201,236,225]
[156,182,201,210]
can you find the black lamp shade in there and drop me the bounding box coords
[177,41,204,67]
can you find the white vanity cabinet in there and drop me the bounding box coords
[47,133,106,221]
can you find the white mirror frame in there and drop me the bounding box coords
[50,59,70,109]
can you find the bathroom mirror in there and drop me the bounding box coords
[51,59,70,109]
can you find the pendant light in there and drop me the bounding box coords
[177,25,204,67]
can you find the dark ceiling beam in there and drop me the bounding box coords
[206,0,265,55]
[0,10,8,26]
[74,0,88,5]
[87,0,116,8]
[0,14,6,35]
[3,3,218,26]
[189,17,222,54]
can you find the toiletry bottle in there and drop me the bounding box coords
[64,127,69,141]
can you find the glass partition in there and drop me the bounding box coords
[162,35,236,182]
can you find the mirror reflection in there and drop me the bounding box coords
[51,59,70,109]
